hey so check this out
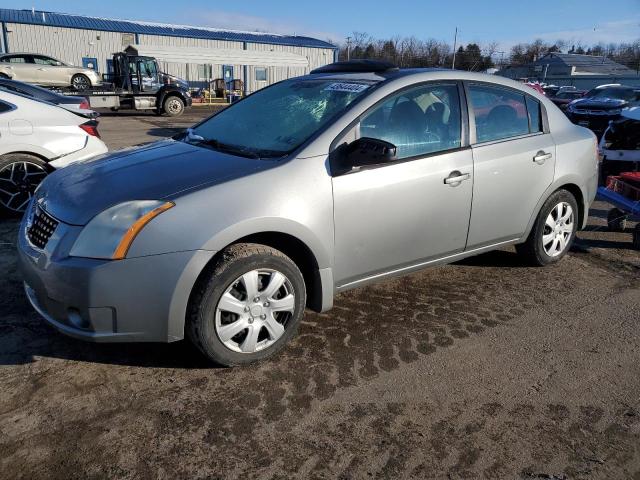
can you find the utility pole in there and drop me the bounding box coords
[346,36,352,61]
[451,27,458,69]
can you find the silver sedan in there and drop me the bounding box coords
[18,61,599,366]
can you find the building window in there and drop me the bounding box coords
[255,68,267,82]
[197,64,212,80]
[121,33,135,46]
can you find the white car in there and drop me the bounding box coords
[0,90,108,214]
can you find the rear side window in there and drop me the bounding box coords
[0,101,14,113]
[7,56,29,64]
[526,96,542,134]
[469,85,530,143]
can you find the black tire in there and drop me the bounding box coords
[187,243,306,366]
[0,154,49,216]
[607,208,627,232]
[633,224,640,251]
[71,74,91,91]
[163,95,184,117]
[516,189,579,266]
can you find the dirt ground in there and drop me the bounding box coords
[1,107,639,480]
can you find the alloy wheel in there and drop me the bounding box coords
[215,268,295,353]
[0,161,47,212]
[542,202,574,257]
[72,75,89,90]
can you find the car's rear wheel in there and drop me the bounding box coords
[187,243,306,366]
[71,74,91,91]
[516,189,578,266]
[163,96,185,117]
[0,154,48,216]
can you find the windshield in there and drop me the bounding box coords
[585,88,640,101]
[189,79,374,157]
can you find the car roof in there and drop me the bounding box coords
[305,66,541,93]
[0,78,82,103]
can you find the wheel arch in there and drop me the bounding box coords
[196,231,326,313]
[0,150,53,169]
[521,177,589,242]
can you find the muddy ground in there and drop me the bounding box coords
[1,107,639,479]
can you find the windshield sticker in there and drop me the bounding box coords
[323,83,370,93]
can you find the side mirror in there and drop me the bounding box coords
[345,137,397,167]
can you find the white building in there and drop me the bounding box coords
[0,8,338,93]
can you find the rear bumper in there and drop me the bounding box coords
[18,212,215,342]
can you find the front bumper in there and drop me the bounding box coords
[18,209,215,342]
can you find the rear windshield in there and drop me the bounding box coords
[189,79,374,157]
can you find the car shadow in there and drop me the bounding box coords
[574,237,635,250]
[145,127,186,138]
[1,319,220,368]
[453,248,527,268]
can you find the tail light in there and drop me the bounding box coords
[79,99,90,110]
[79,120,100,138]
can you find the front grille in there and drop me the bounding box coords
[27,206,58,249]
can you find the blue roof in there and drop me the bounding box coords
[0,8,337,50]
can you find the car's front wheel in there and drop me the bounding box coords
[516,189,578,266]
[187,243,306,366]
[0,154,49,216]
[162,96,184,117]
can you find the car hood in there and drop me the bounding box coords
[571,97,628,110]
[36,139,268,225]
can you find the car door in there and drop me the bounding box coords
[332,82,473,287]
[2,55,38,83]
[32,55,68,86]
[465,83,556,249]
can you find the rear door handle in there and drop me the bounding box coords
[533,151,552,164]
[444,171,471,186]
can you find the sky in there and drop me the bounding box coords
[3,0,640,51]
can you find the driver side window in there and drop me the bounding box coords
[360,83,461,160]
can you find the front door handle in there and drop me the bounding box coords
[444,171,471,186]
[533,150,552,165]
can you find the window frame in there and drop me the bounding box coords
[463,81,549,147]
[329,80,470,176]
[255,67,267,82]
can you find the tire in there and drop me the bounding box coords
[187,243,306,366]
[71,74,91,91]
[0,154,49,216]
[633,224,640,251]
[0,73,10,79]
[516,189,578,266]
[607,208,627,232]
[163,95,185,117]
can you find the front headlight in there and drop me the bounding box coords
[607,108,622,115]
[70,200,174,260]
